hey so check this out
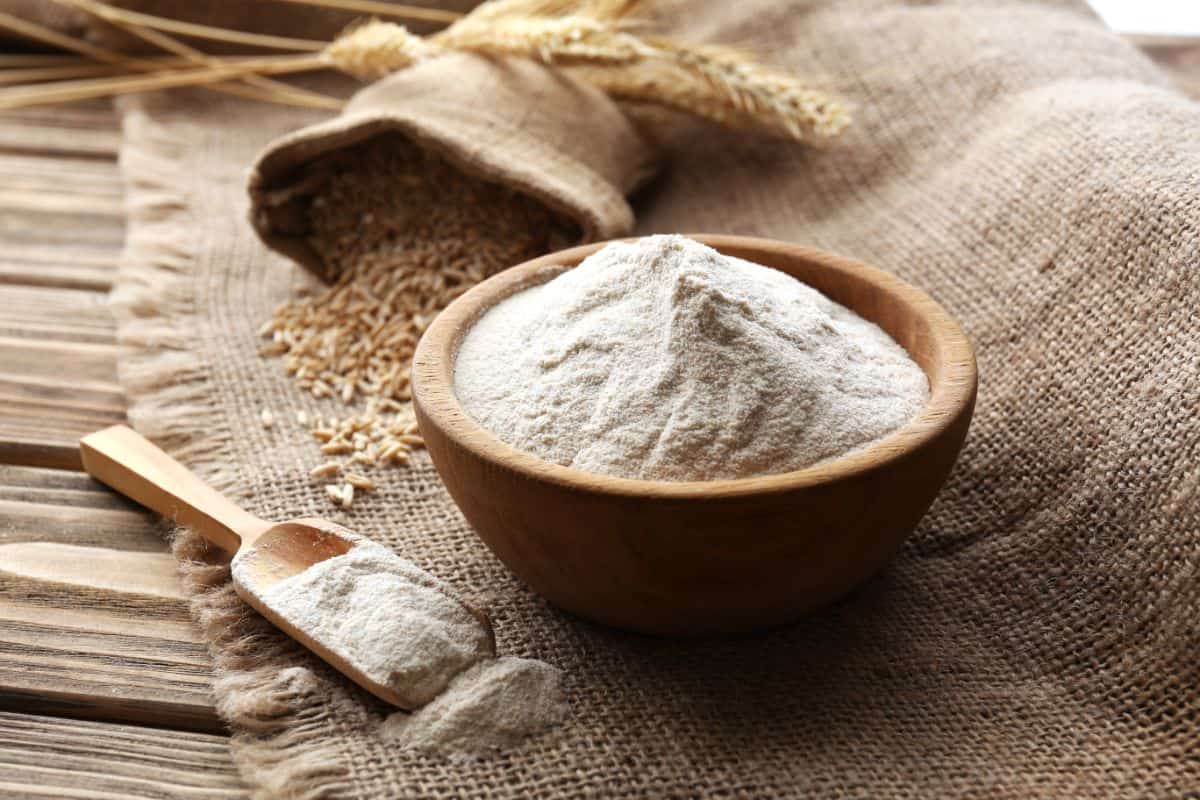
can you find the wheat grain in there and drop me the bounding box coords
[310,461,343,478]
[345,473,377,492]
[259,135,573,506]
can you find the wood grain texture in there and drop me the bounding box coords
[0,129,127,468]
[0,102,121,158]
[0,249,117,291]
[0,465,222,732]
[0,284,117,341]
[413,236,978,635]
[0,102,234,758]
[0,711,245,799]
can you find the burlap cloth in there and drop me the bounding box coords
[110,1,1200,797]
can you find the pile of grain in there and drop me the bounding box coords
[259,135,574,506]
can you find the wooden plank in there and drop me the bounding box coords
[0,711,244,799]
[0,96,219,739]
[0,103,121,159]
[0,152,122,194]
[0,465,222,733]
[0,284,124,468]
[0,497,163,550]
[0,284,116,342]
[0,336,118,383]
[0,187,124,217]
[0,254,117,292]
[0,249,122,289]
[0,373,126,469]
[0,205,126,250]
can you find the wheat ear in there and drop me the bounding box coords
[325,17,849,142]
[0,0,849,141]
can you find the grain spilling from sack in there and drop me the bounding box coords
[258,135,575,504]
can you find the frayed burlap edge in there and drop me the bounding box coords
[112,96,354,800]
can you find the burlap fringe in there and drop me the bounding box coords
[172,534,351,799]
[113,96,352,799]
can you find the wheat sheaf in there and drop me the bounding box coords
[0,0,848,143]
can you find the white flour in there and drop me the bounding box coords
[247,540,494,709]
[455,235,930,481]
[381,656,566,759]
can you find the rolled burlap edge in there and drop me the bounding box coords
[248,52,659,279]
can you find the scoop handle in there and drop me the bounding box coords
[80,425,270,553]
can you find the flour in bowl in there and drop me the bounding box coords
[454,235,929,481]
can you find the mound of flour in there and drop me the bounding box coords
[454,235,929,481]
[381,657,566,759]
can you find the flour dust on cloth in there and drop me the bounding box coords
[114,0,1200,796]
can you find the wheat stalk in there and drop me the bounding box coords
[0,64,122,86]
[268,0,464,25]
[0,54,99,67]
[0,10,332,110]
[325,15,848,142]
[50,0,342,109]
[0,54,324,110]
[62,3,329,51]
[0,0,850,142]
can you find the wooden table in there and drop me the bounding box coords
[0,38,1195,798]
[0,101,244,797]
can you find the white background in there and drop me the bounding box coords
[1086,1,1200,35]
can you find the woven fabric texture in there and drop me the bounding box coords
[112,1,1200,797]
[249,53,658,275]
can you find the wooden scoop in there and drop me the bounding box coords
[79,424,492,708]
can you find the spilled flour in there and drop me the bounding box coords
[235,539,566,755]
[382,657,566,759]
[455,235,930,481]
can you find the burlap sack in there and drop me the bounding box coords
[248,52,658,277]
[112,1,1200,797]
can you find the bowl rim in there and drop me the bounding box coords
[412,234,977,500]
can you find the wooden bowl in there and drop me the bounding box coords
[412,235,976,636]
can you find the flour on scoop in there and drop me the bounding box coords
[244,540,494,709]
